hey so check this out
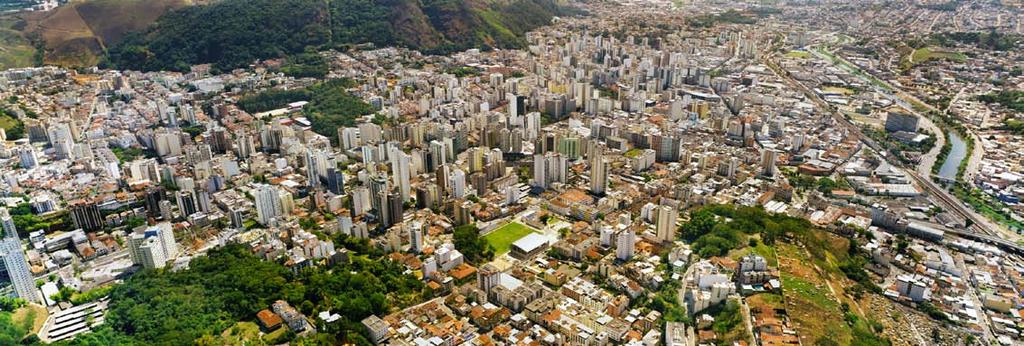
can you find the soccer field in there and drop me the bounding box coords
[484,222,538,255]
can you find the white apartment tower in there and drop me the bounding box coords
[656,204,677,243]
[616,228,635,261]
[254,184,283,226]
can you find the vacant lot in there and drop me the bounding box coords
[219,321,261,345]
[0,112,21,129]
[822,86,854,95]
[727,235,778,267]
[484,221,537,255]
[12,304,48,336]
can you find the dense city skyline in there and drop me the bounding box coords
[0,0,1022,345]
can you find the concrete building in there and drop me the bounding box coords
[616,228,635,261]
[254,184,283,226]
[69,201,104,232]
[760,149,778,178]
[0,208,15,239]
[884,112,919,133]
[362,315,389,344]
[736,254,771,285]
[656,205,677,243]
[510,233,550,260]
[590,150,608,195]
[0,237,38,303]
[127,223,178,269]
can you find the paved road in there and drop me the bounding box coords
[916,112,945,177]
[963,130,985,182]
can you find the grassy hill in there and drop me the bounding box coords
[0,17,35,70]
[1,0,190,68]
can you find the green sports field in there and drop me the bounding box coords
[484,222,538,255]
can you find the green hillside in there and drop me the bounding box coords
[104,0,571,72]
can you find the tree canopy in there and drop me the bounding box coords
[104,0,567,72]
[303,79,375,142]
[680,204,813,258]
[47,242,428,345]
[453,224,495,263]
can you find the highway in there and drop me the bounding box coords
[763,54,1024,255]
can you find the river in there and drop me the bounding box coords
[938,131,967,181]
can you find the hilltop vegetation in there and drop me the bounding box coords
[0,0,568,71]
[105,0,330,72]
[679,204,889,345]
[927,30,1022,51]
[104,0,569,72]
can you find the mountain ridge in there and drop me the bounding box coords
[0,0,571,71]
[103,0,572,72]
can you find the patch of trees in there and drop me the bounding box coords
[1004,118,1024,136]
[710,300,743,335]
[0,108,24,140]
[646,278,687,323]
[453,224,494,263]
[236,89,311,114]
[918,301,950,322]
[0,297,25,312]
[110,147,156,163]
[441,66,483,78]
[979,90,1024,114]
[0,311,28,345]
[329,0,399,49]
[7,203,70,238]
[303,79,374,142]
[840,239,882,299]
[279,53,329,79]
[687,10,756,28]
[680,204,811,258]
[106,0,332,72]
[235,78,371,142]
[104,244,294,344]
[180,124,205,139]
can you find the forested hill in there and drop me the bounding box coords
[104,0,572,72]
